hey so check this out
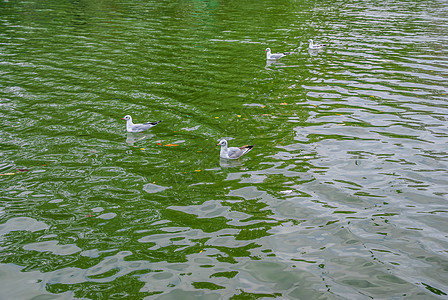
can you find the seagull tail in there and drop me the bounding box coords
[241,145,254,154]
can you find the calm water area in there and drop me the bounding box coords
[1,0,448,299]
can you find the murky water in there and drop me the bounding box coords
[1,0,448,299]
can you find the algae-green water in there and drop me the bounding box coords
[1,0,448,298]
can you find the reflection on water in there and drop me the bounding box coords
[126,133,154,146]
[265,58,287,70]
[1,0,448,299]
[143,182,170,194]
[219,158,245,169]
[308,48,325,57]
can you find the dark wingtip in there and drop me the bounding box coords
[241,145,254,150]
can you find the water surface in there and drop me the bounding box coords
[1,0,448,299]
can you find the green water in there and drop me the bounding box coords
[1,0,448,299]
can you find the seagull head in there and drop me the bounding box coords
[217,139,228,147]
[265,48,271,53]
[122,115,132,121]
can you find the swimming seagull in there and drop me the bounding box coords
[265,48,292,60]
[308,39,327,50]
[122,115,162,133]
[217,139,253,159]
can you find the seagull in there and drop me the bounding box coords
[122,115,162,133]
[217,139,253,159]
[265,48,292,60]
[308,39,327,50]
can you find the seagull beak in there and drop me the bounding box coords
[121,118,125,120]
[216,143,220,146]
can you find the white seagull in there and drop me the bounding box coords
[265,48,292,60]
[217,139,253,159]
[308,39,327,50]
[122,115,162,133]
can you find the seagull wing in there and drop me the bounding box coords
[269,52,291,60]
[227,145,253,159]
[132,120,162,132]
[143,120,162,127]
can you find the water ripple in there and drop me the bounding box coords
[1,0,448,298]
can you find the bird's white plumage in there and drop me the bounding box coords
[265,48,291,60]
[308,39,327,50]
[217,139,253,159]
[122,115,162,133]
